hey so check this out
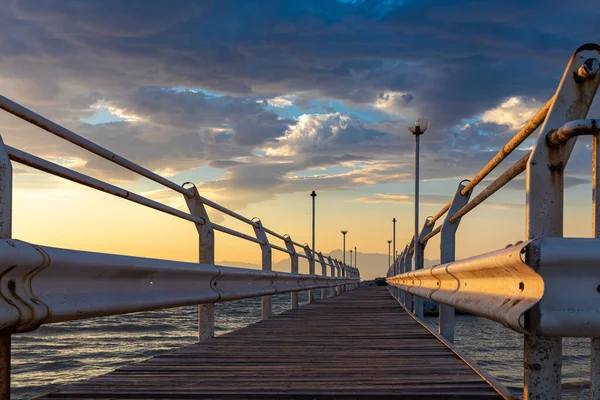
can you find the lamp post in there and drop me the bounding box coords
[387,240,392,269]
[349,250,353,268]
[392,218,396,265]
[354,246,357,270]
[341,230,348,265]
[308,190,317,303]
[310,190,317,281]
[408,118,430,281]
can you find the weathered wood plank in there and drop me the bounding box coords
[43,286,505,399]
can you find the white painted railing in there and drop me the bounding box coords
[387,43,600,399]
[0,91,359,398]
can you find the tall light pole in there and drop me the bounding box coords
[341,230,348,265]
[387,240,392,268]
[349,250,353,268]
[392,218,396,264]
[310,191,317,277]
[408,118,430,279]
[354,246,357,270]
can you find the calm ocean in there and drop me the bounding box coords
[13,291,591,399]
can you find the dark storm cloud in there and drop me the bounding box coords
[0,0,598,209]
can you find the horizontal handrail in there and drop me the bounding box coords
[7,146,206,225]
[546,118,600,146]
[388,238,600,337]
[7,145,282,248]
[199,195,259,227]
[418,151,530,245]
[0,93,344,268]
[263,226,288,242]
[0,94,193,198]
[388,242,541,334]
[0,239,356,333]
[426,95,555,227]
[211,223,266,245]
[448,152,529,223]
[420,225,441,244]
[270,243,293,255]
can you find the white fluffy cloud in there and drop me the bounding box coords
[480,97,544,130]
[266,96,294,108]
[373,91,415,116]
[265,113,387,156]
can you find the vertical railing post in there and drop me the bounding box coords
[415,217,434,320]
[253,219,272,320]
[327,256,336,298]
[400,247,407,304]
[310,191,317,302]
[284,236,299,309]
[593,131,600,400]
[317,252,327,300]
[404,237,414,312]
[392,255,400,300]
[334,259,342,295]
[0,135,12,399]
[439,180,471,344]
[525,45,600,400]
[183,184,216,342]
[302,245,315,303]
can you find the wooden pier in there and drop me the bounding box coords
[45,287,507,399]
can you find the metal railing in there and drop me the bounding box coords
[0,92,359,398]
[386,43,600,400]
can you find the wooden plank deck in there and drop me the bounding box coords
[44,286,505,399]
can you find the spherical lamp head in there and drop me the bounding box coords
[407,118,430,135]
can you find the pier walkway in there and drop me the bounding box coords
[45,287,505,399]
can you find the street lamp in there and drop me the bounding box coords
[354,246,357,270]
[349,249,353,268]
[310,190,317,292]
[387,240,392,268]
[392,218,396,264]
[408,118,429,282]
[340,230,348,265]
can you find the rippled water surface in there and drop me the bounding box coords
[13,292,591,399]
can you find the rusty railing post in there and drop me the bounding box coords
[415,217,434,319]
[340,263,346,293]
[302,245,315,302]
[284,235,299,309]
[593,130,600,400]
[334,259,341,295]
[253,219,272,320]
[439,180,472,344]
[327,256,336,297]
[317,252,327,300]
[404,238,414,312]
[392,256,397,299]
[525,45,600,400]
[0,135,12,399]
[183,184,215,341]
[399,247,407,304]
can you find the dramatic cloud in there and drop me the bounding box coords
[0,0,598,213]
[481,97,545,130]
[265,113,388,156]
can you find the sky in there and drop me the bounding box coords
[1,0,600,280]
